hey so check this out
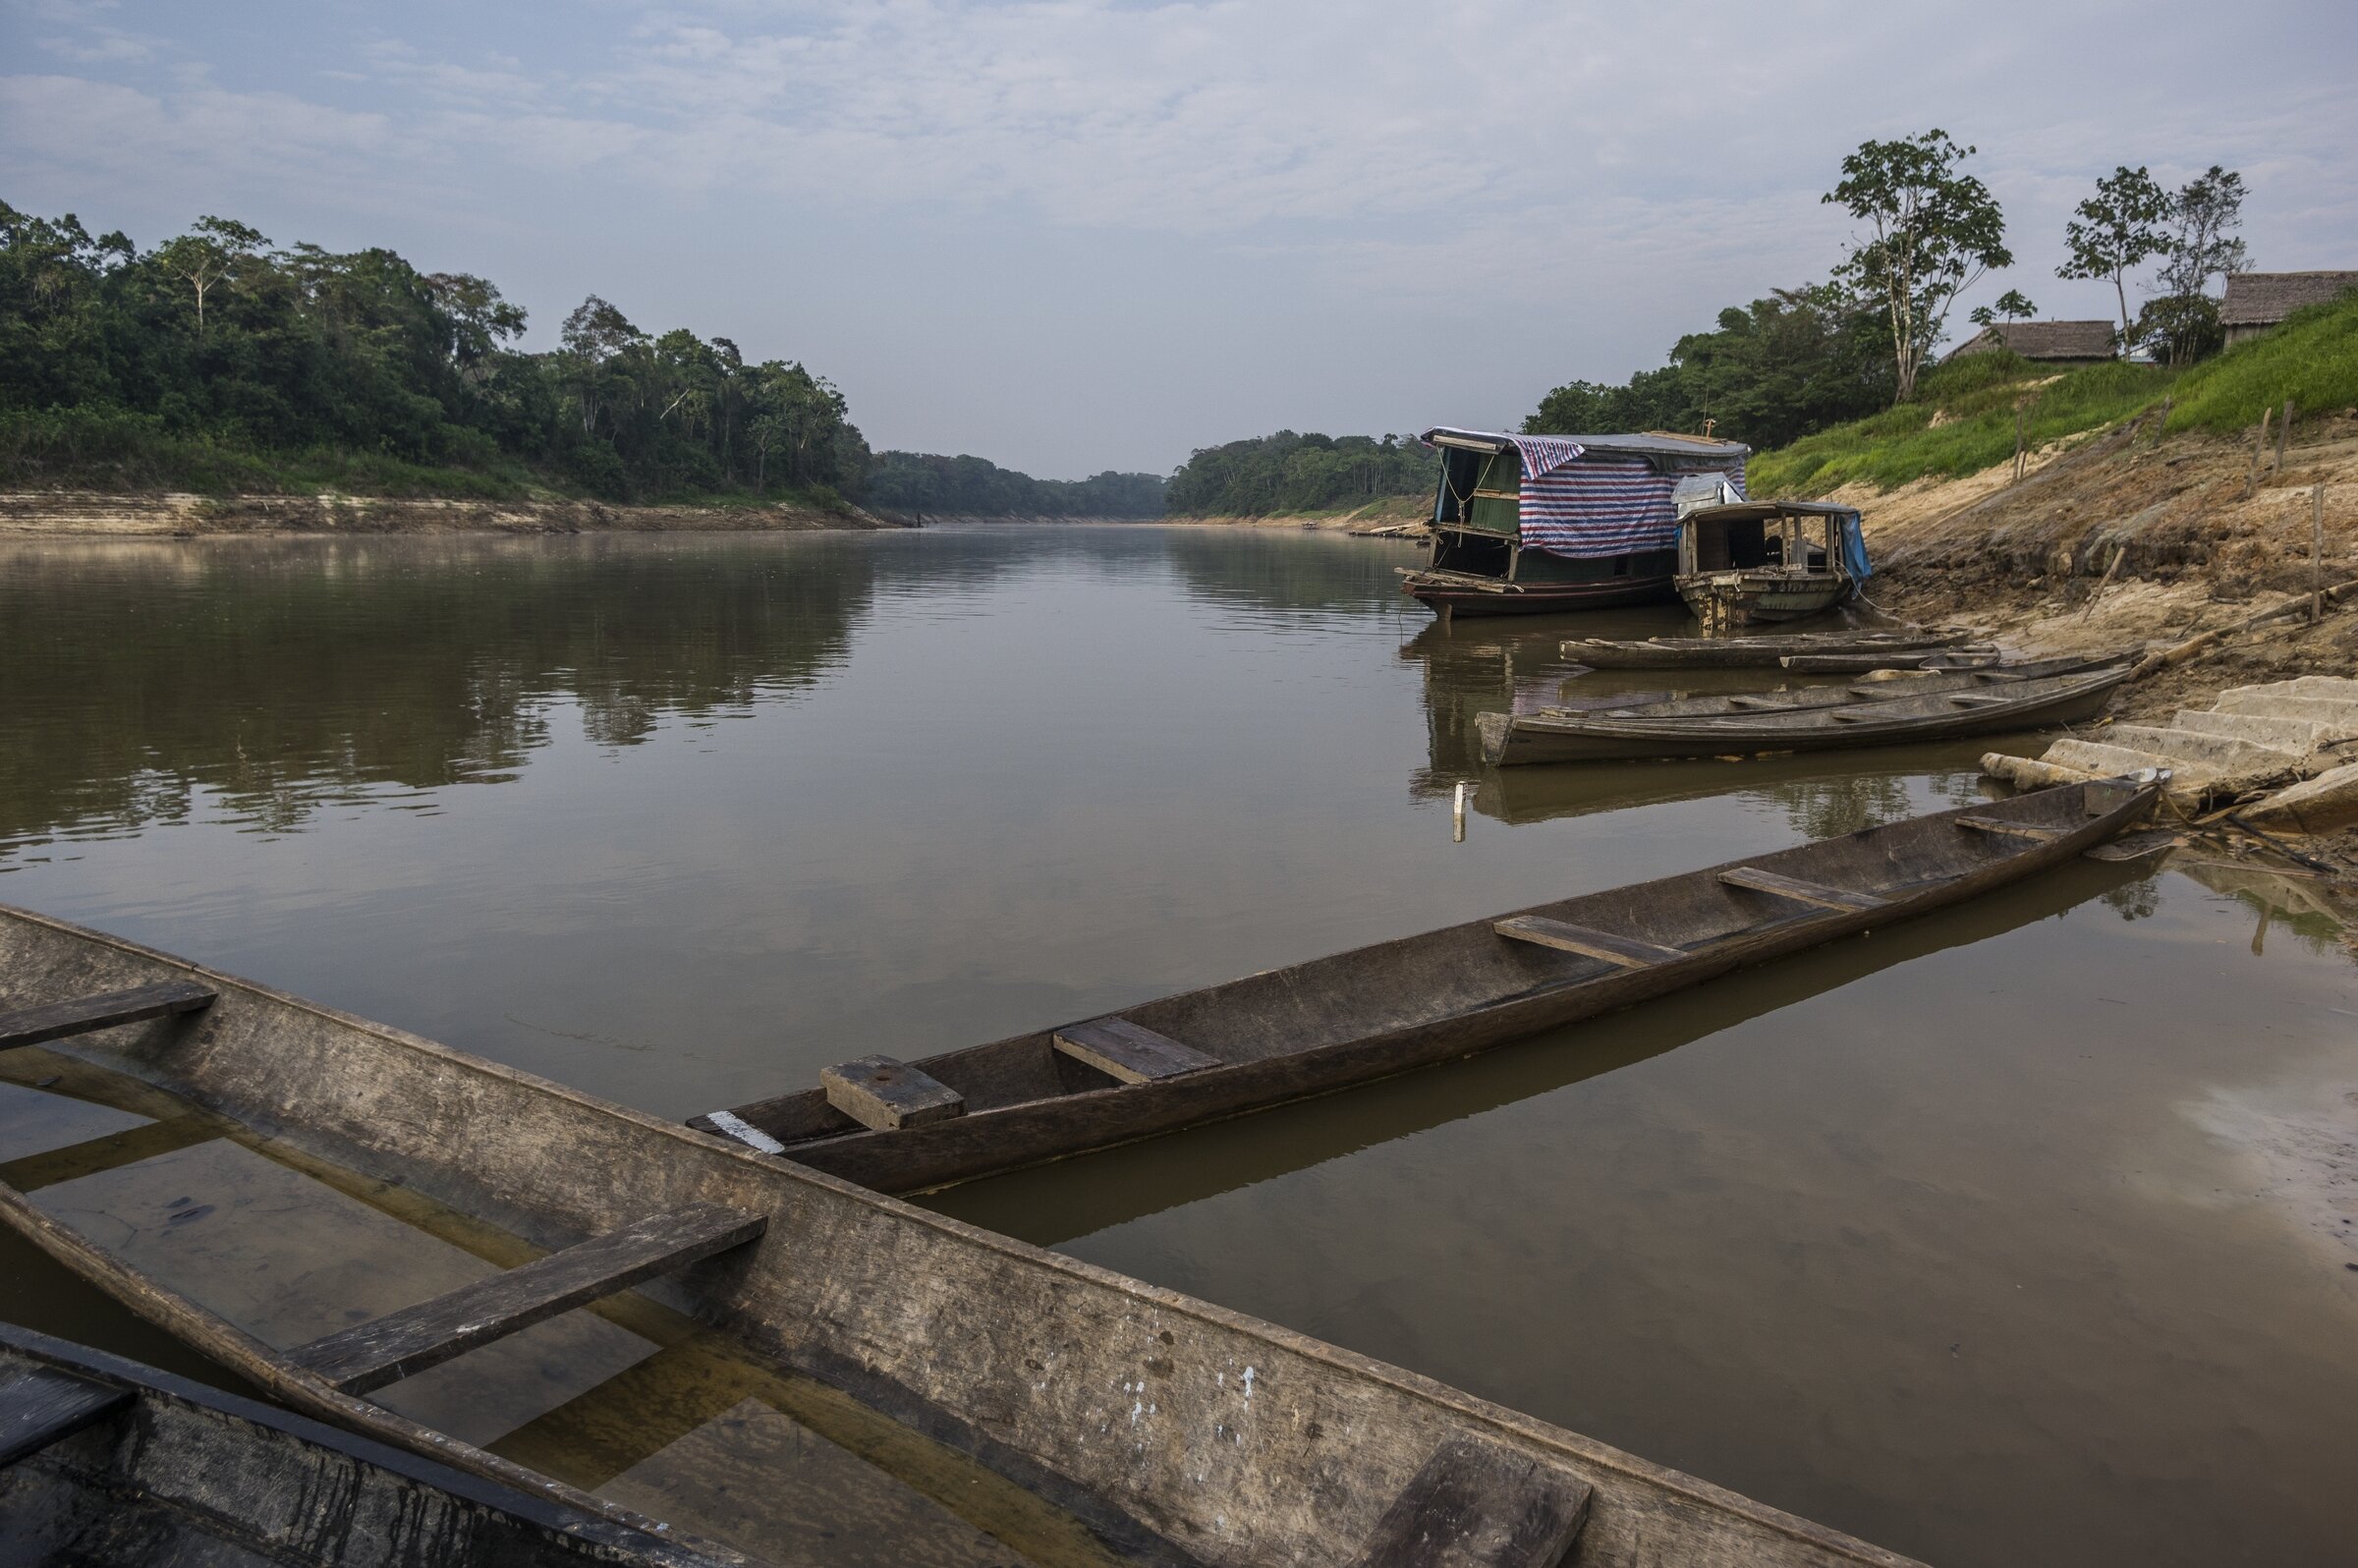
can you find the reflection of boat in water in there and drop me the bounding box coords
[0,900,1925,1568]
[697,778,2158,1198]
[1398,428,1753,617]
[0,1322,734,1568]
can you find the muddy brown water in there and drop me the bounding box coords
[0,527,2351,1567]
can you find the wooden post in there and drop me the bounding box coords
[2275,398,2293,473]
[2081,544,2127,623]
[2316,483,2328,624]
[2245,408,2270,498]
[2012,406,2026,481]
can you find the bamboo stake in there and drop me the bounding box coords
[2130,572,2358,679]
[2274,398,2293,473]
[2315,483,2328,624]
[2081,543,2127,622]
[2012,406,2026,482]
[2244,407,2271,498]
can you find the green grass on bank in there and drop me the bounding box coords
[1750,290,2358,497]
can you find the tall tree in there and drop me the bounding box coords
[2055,165,2168,353]
[2138,165,2248,365]
[1823,130,2012,403]
[153,215,268,337]
[1968,289,2039,327]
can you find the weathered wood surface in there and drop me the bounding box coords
[0,1324,746,1567]
[0,894,1984,1568]
[1559,630,1964,670]
[0,979,215,1051]
[290,1204,765,1394]
[0,1362,132,1466]
[1954,814,2066,841]
[1717,866,1887,913]
[1544,656,2111,724]
[821,1055,967,1130]
[1491,916,1684,970]
[1054,1019,1220,1084]
[1348,1435,1593,1568]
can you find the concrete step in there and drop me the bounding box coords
[2216,681,2305,702]
[2244,760,2358,834]
[2103,725,2303,774]
[2171,709,2332,755]
[2212,693,2358,730]
[2289,675,2358,700]
[2041,738,2213,785]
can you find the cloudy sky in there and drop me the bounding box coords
[5,1,2353,477]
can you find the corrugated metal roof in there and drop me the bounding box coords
[2219,271,2358,326]
[1422,426,1751,461]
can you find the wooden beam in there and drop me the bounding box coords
[1493,916,1683,969]
[0,980,216,1052]
[1347,1434,1592,1568]
[1053,1019,1220,1085]
[0,1364,135,1467]
[819,1055,966,1131]
[0,1117,222,1195]
[1955,814,2066,841]
[1717,866,1888,912]
[289,1204,765,1395]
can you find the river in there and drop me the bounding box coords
[1,526,2352,1566]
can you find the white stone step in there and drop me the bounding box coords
[2211,693,2358,731]
[2104,724,2302,773]
[2041,738,2212,784]
[2289,675,2358,700]
[2216,681,2305,702]
[2171,709,2331,755]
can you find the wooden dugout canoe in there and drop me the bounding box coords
[697,777,2158,1202]
[1540,655,2116,722]
[0,901,1936,1568]
[0,1323,732,1567]
[1483,663,2135,766]
[1776,648,2002,674]
[1557,630,1967,670]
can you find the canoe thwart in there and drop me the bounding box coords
[1347,1434,1593,1568]
[288,1204,766,1395]
[1053,1019,1220,1085]
[1955,814,2067,841]
[1716,866,1888,913]
[1492,916,1684,970]
[0,979,217,1052]
[0,1363,135,1467]
[820,1055,967,1130]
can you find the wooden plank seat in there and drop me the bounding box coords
[1493,916,1684,970]
[0,980,217,1052]
[289,1204,765,1395]
[1954,814,2067,841]
[0,1364,135,1467]
[1347,1434,1593,1568]
[1717,866,1888,913]
[820,1055,966,1130]
[1053,1018,1219,1085]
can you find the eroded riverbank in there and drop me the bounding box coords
[0,488,904,535]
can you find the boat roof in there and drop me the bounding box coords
[1681,499,1860,525]
[1423,426,1752,462]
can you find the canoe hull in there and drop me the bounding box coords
[1561,632,1960,668]
[1400,572,1677,616]
[0,902,1930,1568]
[710,780,2157,1198]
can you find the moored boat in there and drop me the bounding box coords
[1399,427,1753,617]
[1673,500,1871,633]
[0,1323,735,1567]
[1561,629,1968,669]
[1779,647,2002,674]
[696,777,2157,1201]
[0,898,1936,1568]
[1483,661,2135,766]
[1541,655,2121,722]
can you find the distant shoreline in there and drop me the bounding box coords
[0,490,906,537]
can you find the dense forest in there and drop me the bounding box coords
[863,451,1163,519]
[0,198,1154,514]
[1162,431,1432,516]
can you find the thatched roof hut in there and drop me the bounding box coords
[1944,320,2117,366]
[2219,271,2358,344]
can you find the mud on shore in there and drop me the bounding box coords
[0,490,905,536]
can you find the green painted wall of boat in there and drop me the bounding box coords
[1465,451,1521,536]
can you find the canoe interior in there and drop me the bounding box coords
[0,1323,735,1567]
[709,780,2154,1198]
[0,902,1932,1568]
[1560,630,1963,669]
[1539,655,2115,723]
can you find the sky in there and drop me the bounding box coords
[4,1,2355,479]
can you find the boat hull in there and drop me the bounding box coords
[1674,574,1849,626]
[1561,631,1960,669]
[1402,572,1676,616]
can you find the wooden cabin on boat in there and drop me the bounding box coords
[1399,427,1752,618]
[1674,498,1871,633]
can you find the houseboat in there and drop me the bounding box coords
[1398,427,1752,618]
[1674,498,1872,633]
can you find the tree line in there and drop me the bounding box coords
[863,451,1163,520]
[1162,431,1432,516]
[0,198,1157,513]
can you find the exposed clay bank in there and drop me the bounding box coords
[0,489,906,536]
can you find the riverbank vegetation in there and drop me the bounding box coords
[863,451,1163,520]
[1163,431,1431,517]
[0,198,1157,516]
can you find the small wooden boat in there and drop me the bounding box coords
[1484,662,2134,766]
[1778,647,2001,674]
[1540,656,2115,722]
[1673,501,1869,633]
[1561,629,1967,669]
[696,777,2156,1202]
[0,1323,732,1566]
[0,899,1934,1568]
[1401,428,1755,617]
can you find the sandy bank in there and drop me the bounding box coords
[0,490,906,537]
